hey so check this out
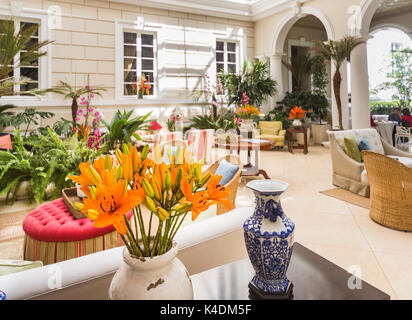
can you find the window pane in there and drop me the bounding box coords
[24,38,39,51]
[142,46,153,58]
[21,67,38,81]
[227,53,236,63]
[20,82,38,93]
[21,52,38,66]
[216,63,224,73]
[124,32,136,44]
[124,58,136,71]
[216,41,224,51]
[124,45,136,57]
[141,59,153,71]
[216,52,224,62]
[142,72,154,82]
[124,71,137,82]
[227,64,236,73]
[20,22,39,37]
[148,85,154,95]
[142,34,153,46]
[124,84,137,96]
[227,42,236,53]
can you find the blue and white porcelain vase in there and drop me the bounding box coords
[244,179,295,297]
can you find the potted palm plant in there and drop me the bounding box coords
[316,36,364,130]
[218,60,277,108]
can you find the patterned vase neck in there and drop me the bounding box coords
[246,180,294,238]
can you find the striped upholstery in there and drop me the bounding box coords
[24,231,123,265]
[186,129,214,163]
[23,198,130,265]
[154,131,183,146]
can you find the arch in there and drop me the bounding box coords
[357,0,383,37]
[271,6,335,54]
[370,23,412,40]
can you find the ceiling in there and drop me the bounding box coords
[373,0,412,20]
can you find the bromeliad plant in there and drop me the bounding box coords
[69,144,231,257]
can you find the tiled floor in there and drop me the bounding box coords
[236,146,412,300]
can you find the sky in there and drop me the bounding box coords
[367,28,412,101]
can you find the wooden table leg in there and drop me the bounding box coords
[258,170,271,179]
[304,131,308,154]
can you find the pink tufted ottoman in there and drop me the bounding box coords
[23,198,132,265]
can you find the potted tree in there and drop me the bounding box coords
[316,36,364,130]
[310,55,330,144]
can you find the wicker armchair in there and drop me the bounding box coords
[362,151,412,231]
[204,155,243,215]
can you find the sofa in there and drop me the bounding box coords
[328,128,412,197]
[257,121,286,147]
[1,206,253,300]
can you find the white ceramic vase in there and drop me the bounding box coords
[109,242,193,300]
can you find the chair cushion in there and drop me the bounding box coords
[23,198,133,242]
[258,134,284,142]
[260,127,279,135]
[344,135,362,162]
[215,159,239,186]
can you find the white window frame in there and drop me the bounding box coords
[215,40,240,75]
[212,28,246,83]
[115,18,160,101]
[0,3,51,103]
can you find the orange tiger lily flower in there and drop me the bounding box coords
[121,153,133,182]
[181,176,213,220]
[69,162,94,198]
[207,175,231,210]
[289,106,306,119]
[82,178,145,235]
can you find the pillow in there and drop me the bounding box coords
[344,135,362,163]
[358,138,371,152]
[215,159,240,186]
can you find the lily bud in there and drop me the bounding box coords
[174,168,183,191]
[88,166,103,184]
[105,155,112,171]
[151,178,162,201]
[144,197,156,212]
[73,201,85,211]
[157,207,169,221]
[198,172,211,187]
[115,149,123,164]
[86,209,99,220]
[175,203,192,213]
[123,179,128,196]
[90,186,97,200]
[175,146,183,165]
[116,166,123,180]
[141,144,149,160]
[122,143,129,155]
[165,172,171,191]
[142,178,154,198]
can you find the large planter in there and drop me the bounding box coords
[312,122,330,145]
[109,241,193,300]
[244,179,295,299]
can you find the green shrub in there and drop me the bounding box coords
[370,101,399,115]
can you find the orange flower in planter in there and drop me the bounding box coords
[289,106,306,119]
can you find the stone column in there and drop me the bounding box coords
[350,41,370,129]
[331,61,350,129]
[270,53,284,107]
